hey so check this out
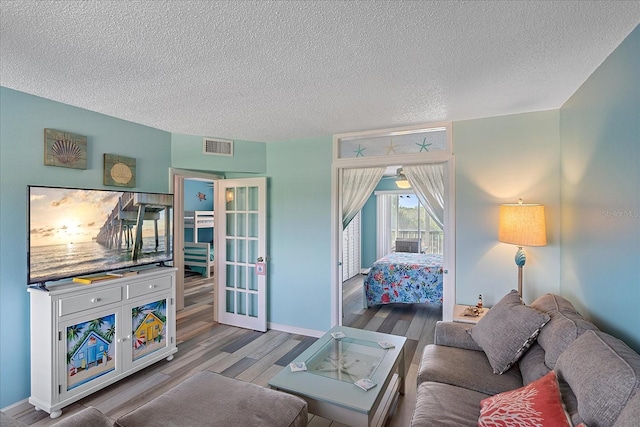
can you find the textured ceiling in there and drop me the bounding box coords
[1,1,639,142]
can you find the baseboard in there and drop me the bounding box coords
[267,322,325,338]
[1,397,29,413]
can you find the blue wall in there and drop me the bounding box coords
[559,25,639,352]
[453,110,562,306]
[0,87,172,408]
[265,137,333,332]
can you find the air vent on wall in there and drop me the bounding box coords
[203,138,233,157]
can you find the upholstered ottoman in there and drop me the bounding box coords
[115,370,308,427]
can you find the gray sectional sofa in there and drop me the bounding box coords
[411,291,640,426]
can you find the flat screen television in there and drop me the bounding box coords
[28,185,174,285]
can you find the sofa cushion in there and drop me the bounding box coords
[530,293,599,369]
[51,407,114,427]
[613,391,640,427]
[470,290,550,374]
[116,370,307,427]
[556,330,640,427]
[479,371,571,427]
[434,321,483,351]
[418,344,523,396]
[518,342,551,385]
[411,381,489,427]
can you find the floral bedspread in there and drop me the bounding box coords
[364,252,443,307]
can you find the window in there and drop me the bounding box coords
[391,194,443,254]
[376,191,444,257]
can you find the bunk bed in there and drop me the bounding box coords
[184,211,214,278]
[184,210,214,242]
[364,252,443,307]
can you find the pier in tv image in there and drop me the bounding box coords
[66,314,116,390]
[132,299,168,361]
[28,186,174,284]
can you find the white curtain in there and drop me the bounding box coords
[404,163,445,229]
[342,167,385,229]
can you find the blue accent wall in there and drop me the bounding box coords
[0,87,171,408]
[559,25,639,352]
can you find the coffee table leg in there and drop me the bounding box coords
[399,346,405,395]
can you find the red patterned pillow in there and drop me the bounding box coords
[479,371,571,427]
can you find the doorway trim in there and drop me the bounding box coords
[169,168,223,312]
[330,123,455,326]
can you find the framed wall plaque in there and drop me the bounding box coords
[103,154,136,187]
[44,129,87,169]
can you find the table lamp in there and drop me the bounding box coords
[498,199,547,296]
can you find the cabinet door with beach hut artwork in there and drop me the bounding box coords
[123,295,174,372]
[57,308,121,403]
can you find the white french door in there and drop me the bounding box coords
[215,177,267,332]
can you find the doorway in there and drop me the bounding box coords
[330,124,456,327]
[169,168,222,311]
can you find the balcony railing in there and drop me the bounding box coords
[393,230,443,255]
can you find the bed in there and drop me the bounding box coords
[184,242,214,278]
[364,252,443,307]
[184,211,214,277]
[184,210,214,242]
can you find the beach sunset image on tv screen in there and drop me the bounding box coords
[28,186,173,284]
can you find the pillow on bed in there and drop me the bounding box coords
[470,290,550,374]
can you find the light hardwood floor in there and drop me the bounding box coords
[8,272,441,426]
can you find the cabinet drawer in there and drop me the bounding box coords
[127,276,172,299]
[59,287,122,316]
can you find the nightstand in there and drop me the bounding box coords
[453,304,489,324]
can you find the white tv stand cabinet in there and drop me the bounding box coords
[28,267,178,418]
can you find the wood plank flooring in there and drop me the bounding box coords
[7,272,441,426]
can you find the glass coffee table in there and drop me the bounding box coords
[269,326,406,427]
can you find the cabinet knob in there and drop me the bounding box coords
[149,284,156,289]
[91,298,101,303]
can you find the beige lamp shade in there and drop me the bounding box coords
[498,204,547,247]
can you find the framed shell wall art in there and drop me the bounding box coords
[103,153,136,188]
[44,128,88,169]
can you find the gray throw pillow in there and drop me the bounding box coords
[470,290,550,374]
